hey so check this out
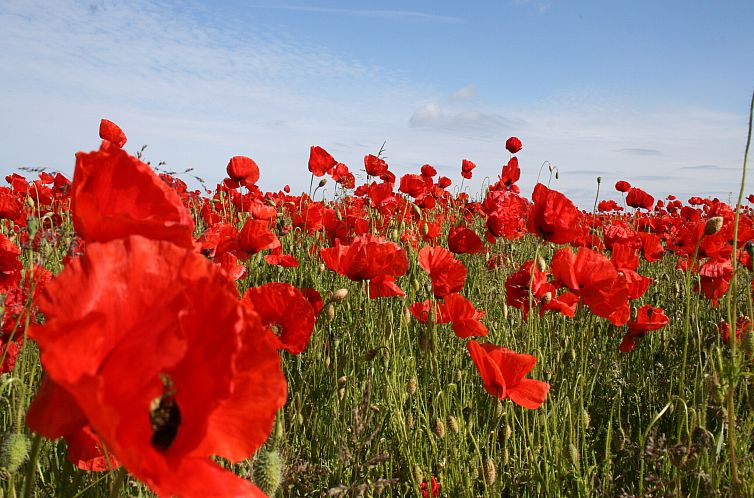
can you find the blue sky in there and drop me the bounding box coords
[1,0,753,206]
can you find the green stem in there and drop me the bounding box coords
[724,89,753,486]
[22,434,41,498]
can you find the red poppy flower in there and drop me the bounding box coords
[420,476,441,498]
[448,225,484,254]
[364,154,389,177]
[438,176,452,189]
[461,159,476,179]
[418,245,467,298]
[528,183,582,245]
[504,260,549,319]
[72,142,195,248]
[27,236,286,497]
[440,293,487,338]
[550,247,631,326]
[620,305,669,352]
[237,218,278,256]
[626,187,654,210]
[499,157,520,190]
[421,164,437,177]
[308,146,337,177]
[320,235,408,296]
[466,340,550,409]
[399,174,428,198]
[615,180,631,193]
[300,287,324,316]
[408,300,449,324]
[330,163,355,188]
[0,233,22,293]
[243,283,315,355]
[505,136,523,154]
[98,119,127,148]
[226,156,260,187]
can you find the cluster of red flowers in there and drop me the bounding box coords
[2,119,752,496]
[22,121,321,496]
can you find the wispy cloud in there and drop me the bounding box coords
[251,5,461,23]
[448,85,478,102]
[617,148,662,156]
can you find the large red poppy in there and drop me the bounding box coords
[466,340,549,409]
[0,233,22,293]
[447,225,484,254]
[27,236,286,497]
[550,247,630,326]
[72,141,195,248]
[418,245,467,298]
[242,283,315,355]
[226,156,260,187]
[320,235,408,296]
[364,154,389,177]
[528,183,582,245]
[308,146,337,177]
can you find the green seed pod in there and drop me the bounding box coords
[0,433,30,473]
[253,449,283,497]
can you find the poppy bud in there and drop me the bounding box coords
[325,355,331,368]
[326,304,335,321]
[391,229,399,241]
[411,204,422,218]
[537,256,547,273]
[407,377,418,396]
[505,136,522,154]
[495,399,504,418]
[597,176,602,184]
[704,216,724,236]
[567,443,580,467]
[483,459,496,485]
[338,387,345,400]
[337,376,348,387]
[434,418,446,439]
[504,424,513,441]
[0,433,30,473]
[447,415,459,434]
[421,223,429,236]
[332,288,348,301]
[540,292,552,304]
[253,449,282,497]
[403,307,412,323]
[414,464,424,484]
[555,171,559,180]
[582,409,591,429]
[318,178,328,188]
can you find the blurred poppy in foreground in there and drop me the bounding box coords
[27,236,286,497]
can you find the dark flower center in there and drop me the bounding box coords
[150,375,181,451]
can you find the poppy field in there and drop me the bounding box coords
[0,104,753,498]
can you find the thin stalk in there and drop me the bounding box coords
[724,89,753,486]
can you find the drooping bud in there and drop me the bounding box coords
[331,288,348,301]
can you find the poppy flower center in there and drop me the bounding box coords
[269,323,283,337]
[150,375,181,451]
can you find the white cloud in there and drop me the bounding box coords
[448,85,477,102]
